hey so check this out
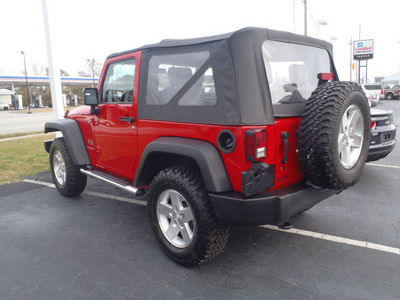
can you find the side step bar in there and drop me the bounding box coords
[80,169,145,197]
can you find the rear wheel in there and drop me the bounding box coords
[386,92,394,100]
[298,82,371,190]
[147,166,229,266]
[49,138,87,197]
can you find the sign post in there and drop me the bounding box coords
[353,39,374,84]
[42,0,64,121]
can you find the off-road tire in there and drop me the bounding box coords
[298,81,371,190]
[147,166,229,267]
[49,138,87,197]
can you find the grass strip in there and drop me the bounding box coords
[10,107,76,114]
[0,133,56,184]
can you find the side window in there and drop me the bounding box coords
[178,68,217,106]
[102,58,136,104]
[146,51,212,105]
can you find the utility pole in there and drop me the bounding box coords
[349,38,352,82]
[304,0,307,36]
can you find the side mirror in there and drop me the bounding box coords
[84,88,98,105]
[84,88,99,115]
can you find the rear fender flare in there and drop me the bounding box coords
[134,137,232,193]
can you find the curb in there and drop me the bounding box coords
[0,133,49,142]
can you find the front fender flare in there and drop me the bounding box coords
[44,119,91,166]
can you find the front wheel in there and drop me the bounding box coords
[49,138,87,197]
[147,166,229,266]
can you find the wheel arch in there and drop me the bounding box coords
[133,137,232,193]
[44,119,91,166]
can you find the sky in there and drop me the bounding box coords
[0,0,399,83]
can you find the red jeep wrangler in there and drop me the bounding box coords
[44,27,370,266]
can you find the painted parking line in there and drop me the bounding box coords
[261,225,400,256]
[23,179,55,188]
[24,179,400,256]
[23,179,146,206]
[366,162,400,169]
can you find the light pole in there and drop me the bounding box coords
[398,41,400,85]
[86,58,95,88]
[20,51,31,113]
[318,20,328,39]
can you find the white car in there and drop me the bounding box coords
[362,84,381,107]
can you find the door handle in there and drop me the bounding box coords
[281,132,289,164]
[120,116,135,123]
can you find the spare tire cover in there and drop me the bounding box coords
[298,81,371,190]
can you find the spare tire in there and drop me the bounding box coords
[298,81,371,190]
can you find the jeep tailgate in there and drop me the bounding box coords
[274,117,304,189]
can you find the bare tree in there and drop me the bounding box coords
[85,58,102,77]
[32,64,44,76]
[60,69,69,76]
[85,58,102,87]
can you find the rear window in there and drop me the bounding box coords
[262,40,331,104]
[364,85,382,90]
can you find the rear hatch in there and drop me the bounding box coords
[261,39,335,189]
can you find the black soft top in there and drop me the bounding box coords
[108,27,334,59]
[110,28,337,125]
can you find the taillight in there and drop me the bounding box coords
[371,121,376,129]
[317,73,334,81]
[381,89,384,95]
[397,89,400,94]
[246,129,267,162]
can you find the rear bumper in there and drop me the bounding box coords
[209,182,340,226]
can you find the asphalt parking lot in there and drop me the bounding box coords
[1,99,400,299]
